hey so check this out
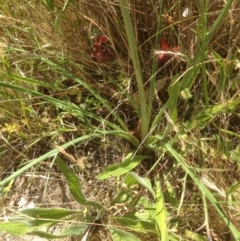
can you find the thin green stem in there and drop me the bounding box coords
[119,0,149,141]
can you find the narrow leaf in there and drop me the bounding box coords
[19,208,77,219]
[62,0,73,12]
[56,157,87,205]
[164,142,240,240]
[109,227,141,241]
[10,208,77,227]
[184,97,240,131]
[97,154,149,180]
[155,176,168,241]
[119,0,149,140]
[31,225,88,239]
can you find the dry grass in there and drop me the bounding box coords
[0,0,240,240]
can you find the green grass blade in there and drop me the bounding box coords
[182,0,235,88]
[0,133,99,193]
[184,97,240,131]
[42,0,55,11]
[10,208,77,227]
[155,175,168,241]
[148,0,166,116]
[0,79,127,131]
[19,208,77,219]
[119,0,149,140]
[164,142,240,240]
[39,58,129,131]
[62,0,73,12]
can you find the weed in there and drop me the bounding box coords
[0,0,240,240]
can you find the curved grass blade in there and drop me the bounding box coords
[164,142,240,240]
[0,130,138,194]
[0,133,100,194]
[39,58,129,132]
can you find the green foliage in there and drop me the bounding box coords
[56,156,89,205]
[109,227,141,241]
[155,176,168,241]
[0,0,240,240]
[97,154,149,180]
[0,222,31,236]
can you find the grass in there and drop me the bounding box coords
[0,0,240,240]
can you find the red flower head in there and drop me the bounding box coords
[157,37,181,64]
[159,38,170,50]
[92,35,115,63]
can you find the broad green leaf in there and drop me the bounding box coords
[20,208,77,219]
[155,176,168,241]
[108,227,141,241]
[101,172,154,217]
[144,135,162,149]
[56,156,87,205]
[0,222,31,236]
[115,197,156,223]
[10,208,77,227]
[31,225,88,239]
[97,154,149,180]
[112,216,155,234]
[124,210,155,225]
[131,196,156,210]
[124,172,155,199]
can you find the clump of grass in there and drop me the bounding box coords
[0,0,240,240]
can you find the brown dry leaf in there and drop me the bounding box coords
[54,145,87,170]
